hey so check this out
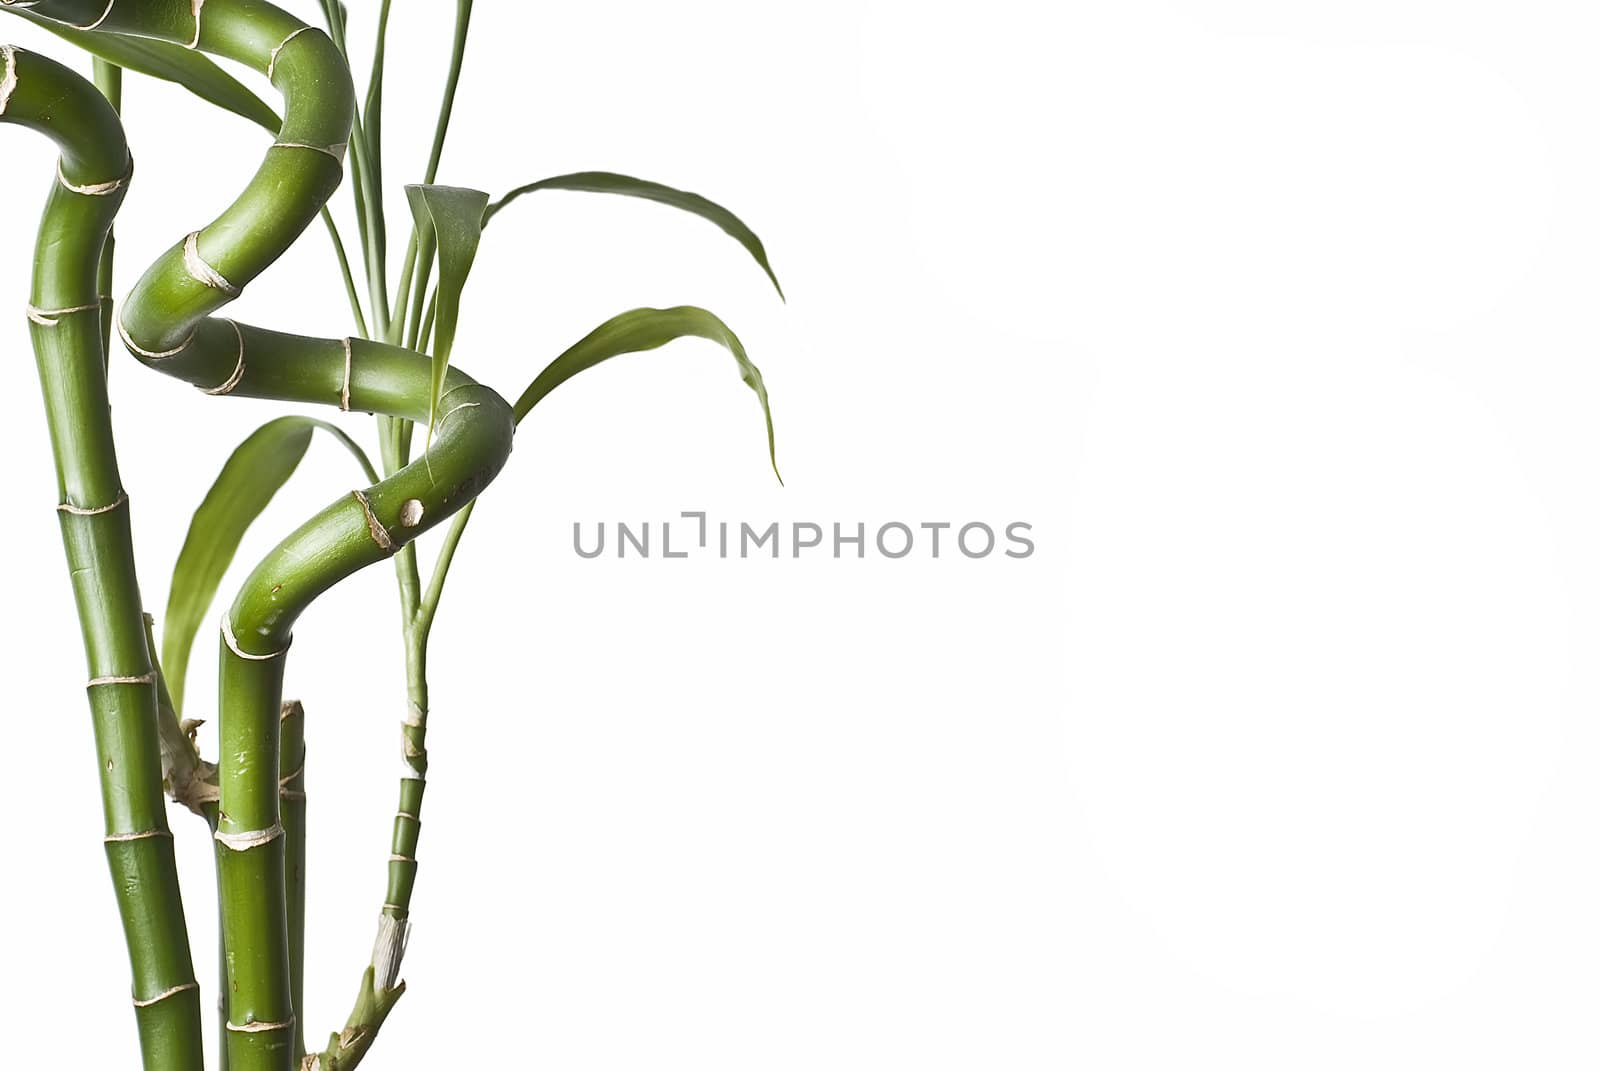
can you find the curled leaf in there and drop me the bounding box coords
[405,184,489,437]
[515,306,780,483]
[485,171,783,299]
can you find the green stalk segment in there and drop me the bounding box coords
[2,44,204,1071]
[23,4,518,1069]
[281,700,308,1064]
[90,57,120,361]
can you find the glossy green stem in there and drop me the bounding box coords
[91,57,119,362]
[4,43,204,1071]
[280,700,308,1064]
[27,3,517,1069]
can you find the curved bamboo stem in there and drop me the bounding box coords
[23,3,517,1069]
[2,44,205,1071]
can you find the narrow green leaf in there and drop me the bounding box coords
[514,306,781,483]
[484,172,784,299]
[161,418,377,714]
[405,184,489,435]
[363,0,394,180]
[6,8,281,133]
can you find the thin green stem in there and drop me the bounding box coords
[360,0,394,334]
[385,0,471,351]
[345,115,374,289]
[418,286,439,355]
[317,0,385,342]
[91,58,120,365]
[280,701,308,1064]
[403,235,435,351]
[348,114,388,338]
[416,499,476,638]
[425,0,474,185]
[317,0,345,51]
[378,415,423,619]
[387,231,419,347]
[321,207,369,338]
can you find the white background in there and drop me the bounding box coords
[1,1,1595,1067]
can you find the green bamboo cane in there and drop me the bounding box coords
[23,4,516,1069]
[281,699,308,1064]
[90,56,118,363]
[1,43,205,1071]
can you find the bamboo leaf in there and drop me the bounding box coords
[161,418,377,714]
[484,172,784,299]
[405,184,489,435]
[514,306,781,483]
[5,8,281,132]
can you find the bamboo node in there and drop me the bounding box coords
[26,300,101,326]
[272,141,346,163]
[267,25,314,80]
[225,1016,295,1034]
[183,231,241,296]
[57,155,131,197]
[104,829,172,843]
[340,337,353,410]
[58,491,128,516]
[132,982,198,1009]
[221,615,289,661]
[87,671,156,688]
[437,400,482,431]
[214,823,285,852]
[201,319,246,395]
[117,311,194,360]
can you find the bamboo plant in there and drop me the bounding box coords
[1,3,784,1069]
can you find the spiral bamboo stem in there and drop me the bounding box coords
[21,3,517,1069]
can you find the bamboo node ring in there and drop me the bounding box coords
[58,491,128,516]
[132,982,198,1008]
[214,823,285,852]
[183,231,241,296]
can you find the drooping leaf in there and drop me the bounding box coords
[405,184,489,436]
[484,172,784,299]
[6,8,281,133]
[162,418,377,714]
[515,306,781,483]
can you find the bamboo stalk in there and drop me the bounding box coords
[281,700,308,1065]
[4,44,204,1071]
[90,57,119,364]
[19,4,517,1068]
